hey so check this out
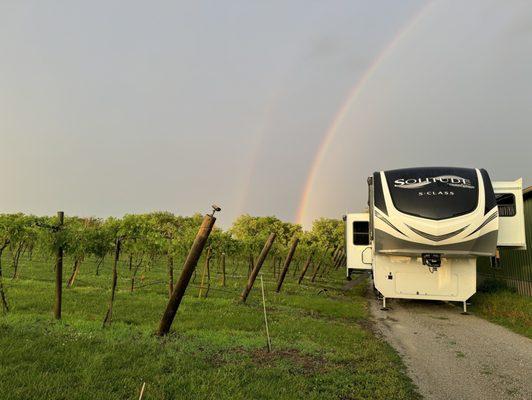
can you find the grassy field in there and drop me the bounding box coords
[0,254,419,400]
[470,287,532,339]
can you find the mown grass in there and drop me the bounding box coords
[0,254,419,399]
[470,287,532,339]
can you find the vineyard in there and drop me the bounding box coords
[0,211,418,399]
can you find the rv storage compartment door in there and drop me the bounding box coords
[493,179,526,249]
[346,213,372,271]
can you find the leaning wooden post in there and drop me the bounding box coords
[332,247,341,264]
[221,252,226,287]
[339,253,346,269]
[311,258,323,282]
[330,245,339,260]
[157,213,216,336]
[275,238,299,293]
[333,250,342,269]
[298,251,314,284]
[103,238,121,326]
[53,211,64,320]
[320,262,332,278]
[292,260,300,277]
[334,250,345,270]
[319,246,333,278]
[240,233,276,303]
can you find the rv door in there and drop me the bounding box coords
[493,179,527,249]
[345,213,372,272]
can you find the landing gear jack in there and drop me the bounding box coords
[380,296,389,311]
[461,301,469,315]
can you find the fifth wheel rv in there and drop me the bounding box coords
[345,167,526,312]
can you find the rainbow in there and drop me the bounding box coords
[295,1,435,227]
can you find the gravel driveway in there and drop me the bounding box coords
[370,297,532,400]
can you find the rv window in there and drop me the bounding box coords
[353,221,369,245]
[496,193,516,217]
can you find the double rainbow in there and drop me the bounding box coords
[296,1,434,226]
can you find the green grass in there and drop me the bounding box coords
[0,255,419,399]
[470,288,532,339]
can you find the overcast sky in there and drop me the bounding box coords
[1,0,531,228]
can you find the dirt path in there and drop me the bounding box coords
[369,297,532,400]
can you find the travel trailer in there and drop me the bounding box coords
[345,167,526,312]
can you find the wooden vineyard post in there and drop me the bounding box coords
[332,249,340,270]
[324,246,338,276]
[319,264,329,279]
[334,253,344,270]
[334,250,345,270]
[167,255,174,298]
[311,258,323,283]
[157,213,216,336]
[332,246,341,265]
[330,245,339,262]
[298,251,314,284]
[334,249,344,269]
[240,233,276,303]
[292,260,300,277]
[221,252,226,287]
[53,211,64,320]
[318,246,332,278]
[103,238,121,326]
[0,240,10,313]
[198,248,212,298]
[275,237,299,293]
[95,255,104,276]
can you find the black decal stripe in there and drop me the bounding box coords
[480,169,497,214]
[465,211,498,238]
[406,224,469,242]
[373,172,387,216]
[375,211,406,236]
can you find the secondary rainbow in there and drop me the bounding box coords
[296,1,434,226]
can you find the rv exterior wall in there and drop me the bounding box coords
[374,255,476,301]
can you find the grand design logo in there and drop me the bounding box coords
[394,175,475,189]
